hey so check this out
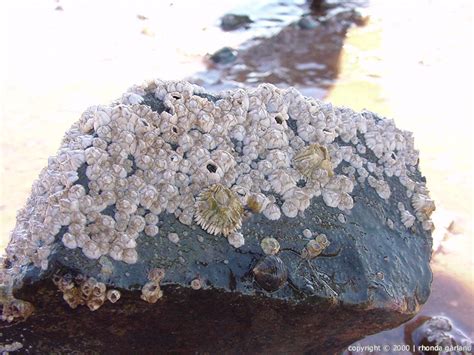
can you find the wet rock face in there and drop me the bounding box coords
[0,80,434,353]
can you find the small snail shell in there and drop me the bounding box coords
[252,255,288,292]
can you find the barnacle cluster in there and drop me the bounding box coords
[1,298,34,323]
[52,273,120,311]
[302,234,330,259]
[1,80,434,310]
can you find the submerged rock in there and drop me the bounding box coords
[298,16,320,30]
[209,46,238,64]
[0,80,434,353]
[408,316,473,354]
[220,13,253,31]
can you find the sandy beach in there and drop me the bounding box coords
[1,0,472,347]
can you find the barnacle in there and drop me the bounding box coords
[253,255,288,292]
[52,274,108,311]
[141,281,163,304]
[227,232,245,248]
[195,184,244,236]
[301,234,330,259]
[246,193,269,213]
[260,237,280,255]
[400,210,415,228]
[293,144,333,179]
[1,298,34,323]
[412,192,436,218]
[148,268,166,283]
[106,289,121,303]
[190,278,202,290]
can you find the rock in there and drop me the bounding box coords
[0,80,434,353]
[309,0,325,13]
[201,8,366,90]
[298,16,319,30]
[209,46,237,64]
[220,13,253,31]
[408,316,473,353]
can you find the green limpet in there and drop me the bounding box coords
[195,184,244,236]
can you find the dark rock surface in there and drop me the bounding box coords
[0,91,433,353]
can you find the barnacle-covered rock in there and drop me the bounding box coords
[1,80,434,353]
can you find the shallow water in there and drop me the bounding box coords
[1,0,473,351]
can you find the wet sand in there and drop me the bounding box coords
[1,0,473,350]
[328,0,473,347]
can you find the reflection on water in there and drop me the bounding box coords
[1,0,473,351]
[192,1,367,97]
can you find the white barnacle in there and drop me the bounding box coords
[190,278,202,290]
[262,128,289,149]
[227,232,245,248]
[82,240,101,259]
[281,200,298,218]
[106,289,121,303]
[128,215,146,233]
[121,92,143,105]
[62,232,77,249]
[269,169,296,195]
[338,193,354,211]
[257,160,274,176]
[400,210,416,228]
[144,213,159,225]
[263,203,281,221]
[141,281,163,304]
[122,248,138,264]
[367,176,391,200]
[322,189,340,208]
[144,225,159,237]
[412,193,436,219]
[260,237,280,255]
[168,232,180,244]
[337,213,347,224]
[266,149,290,169]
